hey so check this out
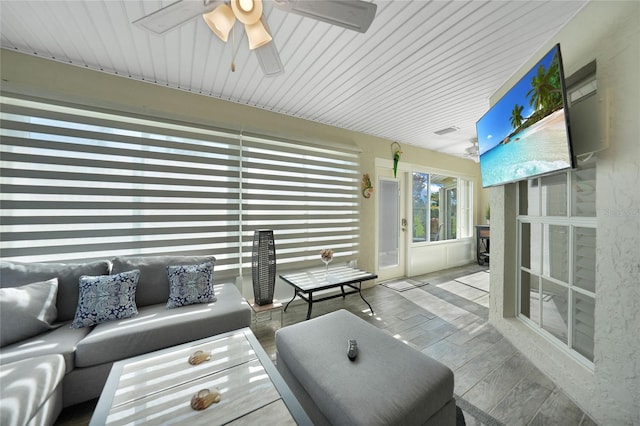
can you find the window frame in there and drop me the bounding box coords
[410,170,473,244]
[516,165,596,368]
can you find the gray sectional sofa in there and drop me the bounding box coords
[0,255,251,426]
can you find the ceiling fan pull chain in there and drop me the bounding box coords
[231,24,236,72]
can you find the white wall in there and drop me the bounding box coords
[408,240,474,276]
[489,2,640,424]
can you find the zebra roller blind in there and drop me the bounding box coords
[241,134,360,270]
[0,95,360,276]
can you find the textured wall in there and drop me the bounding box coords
[592,2,640,420]
[489,2,640,424]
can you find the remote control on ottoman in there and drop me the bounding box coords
[347,339,358,361]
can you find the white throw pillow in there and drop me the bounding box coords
[0,278,58,347]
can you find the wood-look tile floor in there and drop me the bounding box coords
[252,263,598,426]
[56,263,597,425]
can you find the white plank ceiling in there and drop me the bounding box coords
[0,0,589,160]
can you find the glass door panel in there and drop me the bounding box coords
[378,179,400,269]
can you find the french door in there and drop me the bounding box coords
[376,171,406,281]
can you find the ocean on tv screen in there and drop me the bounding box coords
[480,109,572,187]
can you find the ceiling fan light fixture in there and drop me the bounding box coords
[239,0,255,13]
[203,4,236,42]
[245,19,272,50]
[231,0,263,24]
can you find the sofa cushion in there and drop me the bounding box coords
[0,278,58,347]
[0,354,65,426]
[0,323,88,373]
[0,260,111,322]
[111,255,216,307]
[166,262,217,308]
[71,270,140,329]
[74,283,251,367]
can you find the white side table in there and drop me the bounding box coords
[248,299,284,327]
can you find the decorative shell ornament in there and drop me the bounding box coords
[320,249,334,263]
[190,388,221,410]
[362,173,373,198]
[188,350,211,365]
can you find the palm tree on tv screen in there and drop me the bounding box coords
[526,52,563,118]
[503,50,565,140]
[510,104,524,129]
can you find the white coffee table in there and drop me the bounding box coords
[90,328,310,425]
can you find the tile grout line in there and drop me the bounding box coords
[486,376,525,422]
[526,390,551,426]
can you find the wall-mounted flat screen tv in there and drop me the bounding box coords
[476,44,574,188]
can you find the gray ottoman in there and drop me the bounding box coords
[275,309,455,425]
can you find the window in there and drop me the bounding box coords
[0,95,360,278]
[412,172,472,242]
[240,134,360,269]
[517,160,596,364]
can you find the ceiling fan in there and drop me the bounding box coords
[133,0,378,77]
[464,138,479,160]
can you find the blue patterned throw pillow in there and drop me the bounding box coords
[71,270,140,329]
[166,262,216,309]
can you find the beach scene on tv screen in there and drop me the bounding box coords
[477,46,572,187]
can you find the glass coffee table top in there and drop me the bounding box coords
[280,266,377,319]
[90,328,311,425]
[280,266,377,292]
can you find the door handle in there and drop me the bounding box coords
[401,218,407,232]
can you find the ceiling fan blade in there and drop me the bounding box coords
[273,0,377,33]
[254,17,284,77]
[133,0,223,35]
[255,40,284,77]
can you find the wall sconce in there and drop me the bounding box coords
[391,142,402,177]
[362,173,373,198]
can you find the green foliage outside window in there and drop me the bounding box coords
[412,173,429,242]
